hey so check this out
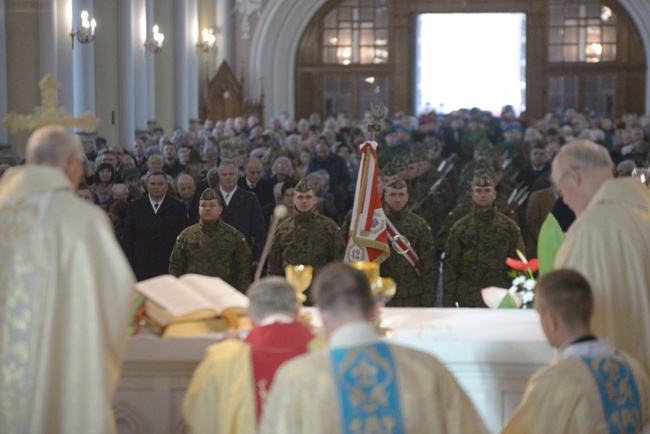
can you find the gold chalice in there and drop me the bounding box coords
[285,264,313,306]
[349,262,397,335]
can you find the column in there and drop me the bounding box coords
[146,0,155,127]
[118,0,135,147]
[187,0,199,127]
[174,0,189,131]
[133,0,148,137]
[215,0,230,68]
[39,0,74,117]
[0,0,8,142]
[71,0,95,121]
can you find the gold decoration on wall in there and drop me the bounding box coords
[3,74,101,134]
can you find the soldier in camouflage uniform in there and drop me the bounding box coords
[407,150,449,239]
[268,178,345,277]
[381,178,439,307]
[443,168,525,308]
[169,188,253,292]
[437,158,516,251]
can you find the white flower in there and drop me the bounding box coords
[522,291,535,304]
[523,279,536,291]
[512,276,526,286]
[508,285,518,294]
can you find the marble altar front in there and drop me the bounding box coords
[114,308,554,434]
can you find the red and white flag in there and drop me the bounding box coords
[344,141,390,264]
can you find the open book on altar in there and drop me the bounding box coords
[136,274,250,337]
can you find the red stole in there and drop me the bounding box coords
[246,322,314,420]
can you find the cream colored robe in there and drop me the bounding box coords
[182,340,257,434]
[502,339,650,434]
[554,178,650,375]
[0,166,135,434]
[260,322,489,434]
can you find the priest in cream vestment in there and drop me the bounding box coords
[260,263,489,434]
[182,277,317,434]
[0,126,135,434]
[551,140,650,375]
[503,270,650,434]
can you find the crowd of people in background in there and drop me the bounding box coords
[7,105,648,295]
[2,105,650,433]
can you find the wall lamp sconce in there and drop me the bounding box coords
[197,28,216,53]
[144,25,165,54]
[69,10,96,49]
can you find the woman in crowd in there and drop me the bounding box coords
[91,162,118,205]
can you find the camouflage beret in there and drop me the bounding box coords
[385,177,408,190]
[295,178,313,193]
[474,140,494,156]
[392,155,407,168]
[413,149,428,162]
[187,149,203,164]
[200,188,220,201]
[472,160,496,187]
[381,163,397,177]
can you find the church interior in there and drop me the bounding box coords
[1,1,650,433]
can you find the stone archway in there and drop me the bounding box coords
[251,0,650,121]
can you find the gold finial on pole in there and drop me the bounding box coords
[368,102,384,141]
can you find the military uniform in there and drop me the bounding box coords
[169,216,253,293]
[382,205,439,307]
[443,205,524,307]
[442,164,525,308]
[268,207,345,277]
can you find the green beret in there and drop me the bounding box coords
[200,188,220,201]
[381,163,397,177]
[295,178,313,193]
[385,177,408,190]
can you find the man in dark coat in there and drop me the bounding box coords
[307,139,351,217]
[121,171,190,280]
[218,160,267,264]
[238,156,275,208]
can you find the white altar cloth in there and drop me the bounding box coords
[114,308,554,434]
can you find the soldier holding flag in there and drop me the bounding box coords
[381,178,439,307]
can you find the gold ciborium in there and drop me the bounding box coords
[285,264,313,306]
[349,262,396,335]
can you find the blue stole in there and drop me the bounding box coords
[330,342,405,434]
[582,354,643,434]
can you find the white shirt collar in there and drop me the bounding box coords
[220,186,237,205]
[329,321,381,349]
[149,194,165,210]
[258,313,295,326]
[557,338,615,361]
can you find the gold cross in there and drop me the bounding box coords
[3,74,101,134]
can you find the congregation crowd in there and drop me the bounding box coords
[2,104,650,433]
[57,106,650,307]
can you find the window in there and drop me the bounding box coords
[585,75,615,116]
[322,0,389,65]
[548,76,578,113]
[548,0,616,63]
[322,75,388,117]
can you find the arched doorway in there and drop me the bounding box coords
[294,0,645,120]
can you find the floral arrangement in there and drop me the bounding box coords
[505,250,538,309]
[482,250,538,309]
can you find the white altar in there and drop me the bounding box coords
[114,308,554,434]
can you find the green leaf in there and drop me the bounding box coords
[537,213,565,276]
[498,293,519,309]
